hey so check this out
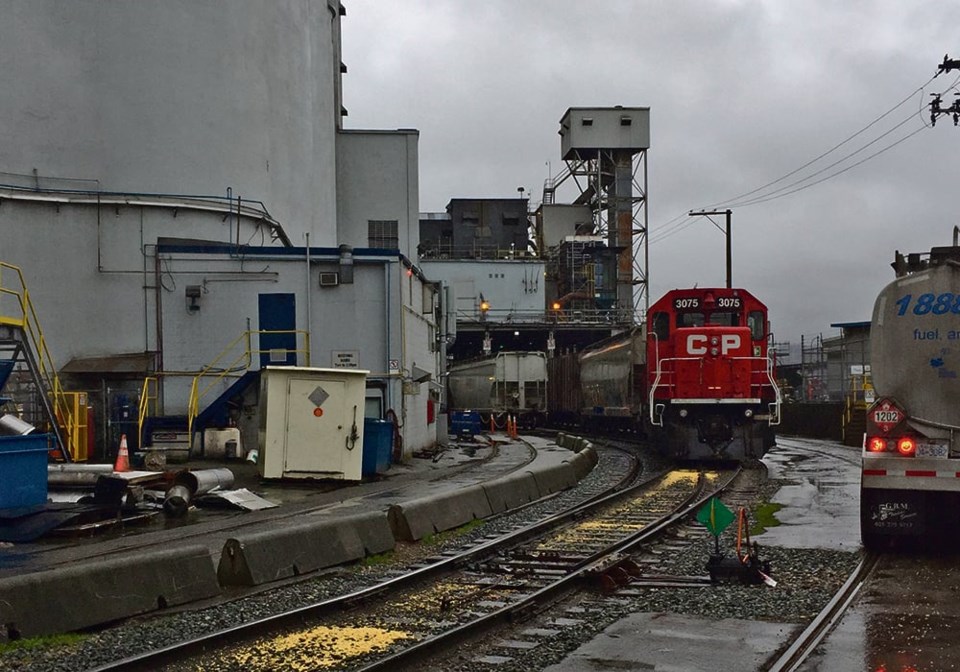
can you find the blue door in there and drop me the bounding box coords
[258,293,297,368]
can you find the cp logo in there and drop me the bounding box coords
[687,334,742,355]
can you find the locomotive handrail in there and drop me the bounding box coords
[648,354,781,426]
[762,354,782,426]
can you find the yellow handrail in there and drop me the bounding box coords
[0,262,78,459]
[137,376,159,447]
[186,329,310,446]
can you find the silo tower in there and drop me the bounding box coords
[544,107,650,324]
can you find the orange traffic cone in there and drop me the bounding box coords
[114,434,130,472]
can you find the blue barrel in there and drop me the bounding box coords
[0,434,52,509]
[362,419,393,477]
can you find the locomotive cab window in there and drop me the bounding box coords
[707,311,739,326]
[651,312,669,340]
[748,311,765,340]
[677,312,705,328]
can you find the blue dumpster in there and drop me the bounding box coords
[450,410,482,437]
[362,418,393,477]
[0,433,52,509]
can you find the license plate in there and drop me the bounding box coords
[917,443,949,458]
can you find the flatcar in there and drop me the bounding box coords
[446,351,547,428]
[551,287,781,461]
[861,238,960,549]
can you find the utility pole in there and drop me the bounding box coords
[931,55,960,126]
[688,209,733,288]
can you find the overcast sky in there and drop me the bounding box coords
[341,1,960,346]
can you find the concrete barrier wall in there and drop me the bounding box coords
[0,545,220,639]
[388,484,493,541]
[528,461,578,496]
[482,471,542,513]
[218,511,394,586]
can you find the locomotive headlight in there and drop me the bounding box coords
[679,409,688,418]
[744,409,754,418]
[710,347,719,356]
[710,336,719,346]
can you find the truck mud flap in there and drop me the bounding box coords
[861,488,927,537]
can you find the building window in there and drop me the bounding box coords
[368,220,399,249]
[502,214,520,226]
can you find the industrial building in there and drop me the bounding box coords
[421,107,651,361]
[0,1,440,463]
[0,0,657,470]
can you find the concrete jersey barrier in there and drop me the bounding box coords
[0,545,220,639]
[218,510,395,586]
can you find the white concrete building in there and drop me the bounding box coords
[0,1,437,462]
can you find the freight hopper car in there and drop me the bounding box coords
[645,288,781,461]
[546,349,581,428]
[446,351,548,428]
[578,327,646,434]
[862,240,960,549]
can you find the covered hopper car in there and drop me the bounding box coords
[861,236,960,548]
[550,287,781,461]
[446,351,547,427]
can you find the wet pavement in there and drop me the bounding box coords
[543,613,791,672]
[755,436,862,551]
[800,553,960,671]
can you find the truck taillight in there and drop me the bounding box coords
[897,437,916,456]
[867,437,887,453]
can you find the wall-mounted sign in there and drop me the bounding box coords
[332,350,359,368]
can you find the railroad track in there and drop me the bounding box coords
[766,552,881,671]
[93,459,736,672]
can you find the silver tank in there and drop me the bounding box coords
[872,260,960,429]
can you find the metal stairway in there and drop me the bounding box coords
[0,263,73,460]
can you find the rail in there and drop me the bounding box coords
[417,243,536,261]
[186,329,311,446]
[767,553,880,671]
[458,307,636,327]
[137,376,159,448]
[0,262,77,459]
[648,354,781,427]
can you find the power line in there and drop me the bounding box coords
[649,69,951,246]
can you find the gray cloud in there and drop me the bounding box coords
[342,0,960,345]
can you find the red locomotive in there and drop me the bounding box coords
[548,287,781,461]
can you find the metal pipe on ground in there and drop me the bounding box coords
[163,468,235,518]
[47,464,114,487]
